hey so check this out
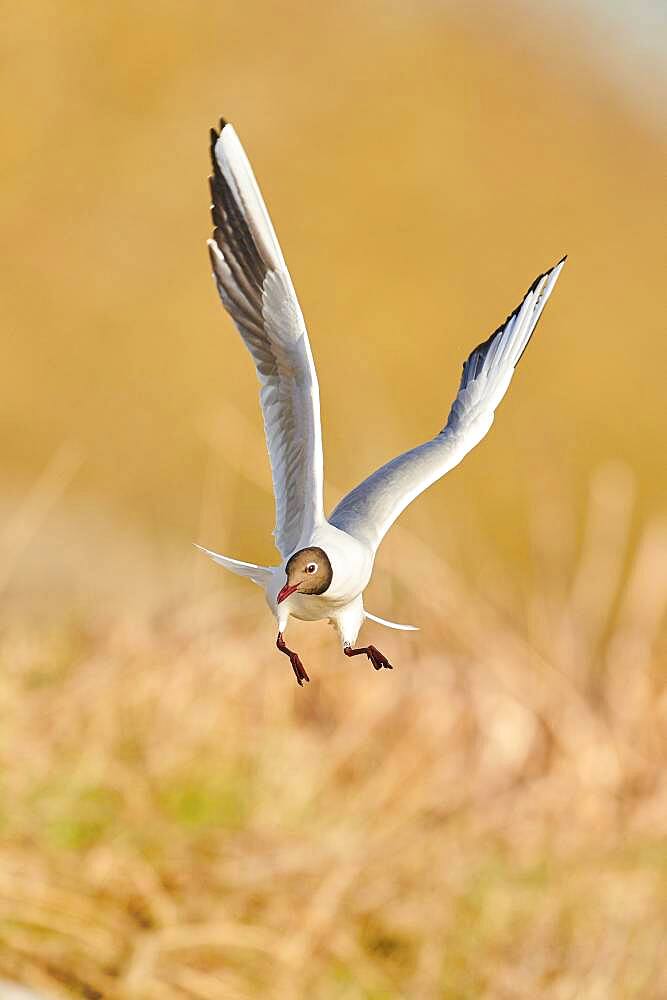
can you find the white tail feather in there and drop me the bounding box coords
[365,611,419,632]
[194,544,272,586]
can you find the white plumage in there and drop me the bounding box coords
[330,259,564,551]
[207,123,324,559]
[197,118,565,684]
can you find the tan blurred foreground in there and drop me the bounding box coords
[0,458,665,999]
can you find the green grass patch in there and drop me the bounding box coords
[158,768,253,830]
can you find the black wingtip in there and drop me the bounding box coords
[524,255,567,297]
[209,118,229,152]
[209,128,220,173]
[460,255,566,388]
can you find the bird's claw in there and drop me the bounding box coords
[290,653,310,686]
[344,643,393,671]
[367,645,392,671]
[277,632,310,686]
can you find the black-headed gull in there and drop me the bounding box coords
[197,118,565,685]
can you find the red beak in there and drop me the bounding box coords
[277,582,299,604]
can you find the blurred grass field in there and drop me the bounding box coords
[1,1,666,998]
[1,460,666,999]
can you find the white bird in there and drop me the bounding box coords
[197,117,565,685]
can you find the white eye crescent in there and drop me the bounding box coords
[306,562,318,574]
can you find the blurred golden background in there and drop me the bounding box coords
[1,2,665,998]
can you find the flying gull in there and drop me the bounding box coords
[197,118,565,685]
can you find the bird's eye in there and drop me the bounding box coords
[306,562,317,574]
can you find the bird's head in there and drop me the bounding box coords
[277,546,333,603]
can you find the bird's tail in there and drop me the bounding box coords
[365,610,419,632]
[194,544,272,586]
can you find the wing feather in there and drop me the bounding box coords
[330,258,566,551]
[207,120,324,559]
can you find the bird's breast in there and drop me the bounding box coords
[286,592,343,622]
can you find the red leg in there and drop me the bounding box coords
[277,632,310,686]
[344,644,393,671]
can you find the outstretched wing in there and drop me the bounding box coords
[330,258,566,552]
[208,119,324,559]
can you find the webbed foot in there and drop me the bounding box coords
[344,644,393,671]
[277,632,310,686]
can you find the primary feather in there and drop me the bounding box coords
[208,120,325,559]
[194,544,272,586]
[365,611,419,632]
[330,258,566,551]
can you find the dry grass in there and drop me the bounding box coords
[0,462,665,1000]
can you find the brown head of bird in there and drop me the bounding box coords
[277,547,333,603]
